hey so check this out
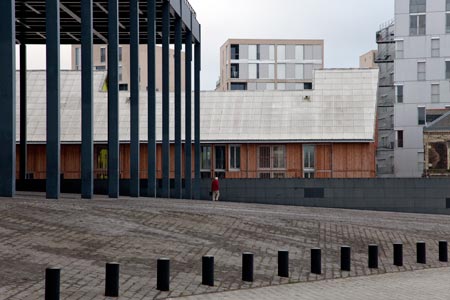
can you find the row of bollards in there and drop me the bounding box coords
[44,241,449,298]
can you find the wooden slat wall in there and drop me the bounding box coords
[16,142,376,180]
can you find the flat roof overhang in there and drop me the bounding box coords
[15,0,201,45]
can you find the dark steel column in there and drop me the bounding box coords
[194,40,201,199]
[174,16,182,199]
[108,0,120,198]
[20,44,27,180]
[0,0,16,197]
[161,0,170,198]
[81,0,94,199]
[46,0,61,199]
[184,31,192,199]
[130,0,140,197]
[147,0,156,197]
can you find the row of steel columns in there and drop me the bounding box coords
[0,0,201,199]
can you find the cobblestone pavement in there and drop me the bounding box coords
[174,267,450,300]
[1,192,450,299]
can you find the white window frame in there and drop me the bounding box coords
[214,145,226,172]
[257,145,286,171]
[200,145,212,172]
[100,47,106,63]
[277,45,286,61]
[431,84,440,103]
[303,145,315,179]
[396,85,404,103]
[229,145,241,171]
[410,13,426,36]
[277,63,286,80]
[417,61,426,81]
[431,38,440,57]
[396,40,404,59]
[248,45,257,60]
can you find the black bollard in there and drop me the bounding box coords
[417,242,426,264]
[157,258,170,291]
[278,250,289,278]
[439,241,448,262]
[311,248,322,275]
[202,256,214,286]
[368,244,378,269]
[340,246,351,271]
[105,262,120,297]
[45,267,60,300]
[393,243,403,267]
[242,252,254,282]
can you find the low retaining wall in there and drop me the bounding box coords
[199,178,450,215]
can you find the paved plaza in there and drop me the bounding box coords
[1,193,450,299]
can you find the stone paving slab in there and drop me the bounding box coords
[173,267,450,300]
[1,192,450,299]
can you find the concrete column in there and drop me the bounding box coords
[20,44,27,181]
[0,0,16,197]
[147,0,157,197]
[161,0,170,198]
[46,0,61,199]
[174,16,182,199]
[130,0,140,197]
[108,0,120,198]
[184,31,192,199]
[81,0,94,199]
[194,40,201,199]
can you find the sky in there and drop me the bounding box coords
[18,0,394,91]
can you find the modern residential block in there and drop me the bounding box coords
[216,39,324,91]
[394,0,450,177]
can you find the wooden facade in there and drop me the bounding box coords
[16,141,376,180]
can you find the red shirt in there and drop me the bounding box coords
[211,179,219,191]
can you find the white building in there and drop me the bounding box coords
[394,0,450,177]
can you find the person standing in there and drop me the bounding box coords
[211,177,220,201]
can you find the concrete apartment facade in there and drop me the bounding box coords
[216,39,324,91]
[71,45,185,92]
[394,0,450,177]
[360,50,378,68]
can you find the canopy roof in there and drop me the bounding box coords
[15,0,200,44]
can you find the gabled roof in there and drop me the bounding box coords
[16,68,378,144]
[424,111,450,132]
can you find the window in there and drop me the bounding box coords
[100,47,106,63]
[215,146,226,171]
[119,83,128,91]
[431,39,440,57]
[119,47,122,62]
[229,145,241,170]
[230,83,247,90]
[230,44,239,60]
[295,45,304,60]
[431,84,440,103]
[119,66,123,82]
[295,64,304,80]
[446,61,450,79]
[397,131,404,148]
[258,146,285,169]
[410,0,426,13]
[75,47,81,70]
[249,45,257,60]
[447,0,450,33]
[418,107,426,125]
[410,14,426,36]
[95,65,106,71]
[277,45,286,61]
[417,62,426,81]
[96,146,108,179]
[277,64,286,79]
[304,82,313,90]
[269,45,275,60]
[231,64,239,79]
[268,64,275,79]
[396,85,404,103]
[303,145,315,178]
[201,146,211,170]
[249,64,259,79]
[396,40,404,59]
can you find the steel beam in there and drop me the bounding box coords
[184,31,192,199]
[0,0,16,197]
[20,43,27,181]
[194,40,201,199]
[81,0,94,199]
[147,0,156,197]
[174,16,182,199]
[46,0,61,199]
[108,0,120,198]
[161,0,170,198]
[130,0,140,197]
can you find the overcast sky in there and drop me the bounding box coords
[19,0,394,91]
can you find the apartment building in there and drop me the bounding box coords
[216,39,324,91]
[71,45,185,92]
[394,0,450,177]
